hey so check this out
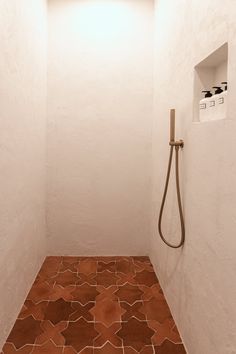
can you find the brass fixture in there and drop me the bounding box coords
[158,109,185,248]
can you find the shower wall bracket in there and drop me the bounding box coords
[169,140,184,148]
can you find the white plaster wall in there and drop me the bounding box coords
[47,0,154,255]
[151,1,236,353]
[0,0,47,348]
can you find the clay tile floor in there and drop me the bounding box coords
[1,256,186,354]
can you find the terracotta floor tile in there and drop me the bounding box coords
[124,346,154,354]
[63,347,77,354]
[93,257,118,263]
[6,317,42,349]
[116,284,144,304]
[49,284,75,302]
[148,319,181,346]
[44,299,74,324]
[1,343,33,354]
[121,302,146,321]
[39,257,62,276]
[116,273,137,285]
[116,260,135,274]
[69,302,94,321]
[18,301,47,320]
[154,340,186,354]
[139,284,163,301]
[132,257,150,263]
[37,257,62,281]
[94,322,122,347]
[35,320,67,345]
[27,281,53,303]
[62,318,98,352]
[97,261,116,273]
[71,284,99,304]
[2,256,186,354]
[94,343,123,353]
[96,286,118,302]
[77,260,97,275]
[134,271,158,287]
[77,273,97,286]
[117,318,155,352]
[140,298,171,323]
[50,271,80,287]
[79,348,93,354]
[31,340,64,353]
[95,271,119,288]
[90,298,125,326]
[133,261,154,273]
[59,258,79,272]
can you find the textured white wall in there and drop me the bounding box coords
[151,1,236,353]
[47,0,154,255]
[0,0,47,348]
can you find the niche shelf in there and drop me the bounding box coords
[193,42,228,123]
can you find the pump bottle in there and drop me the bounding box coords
[199,90,212,122]
[210,86,223,120]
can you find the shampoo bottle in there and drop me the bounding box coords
[199,90,212,122]
[211,86,223,120]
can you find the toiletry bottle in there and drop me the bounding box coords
[215,82,227,120]
[199,90,212,122]
[211,86,223,120]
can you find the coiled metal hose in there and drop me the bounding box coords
[158,144,185,248]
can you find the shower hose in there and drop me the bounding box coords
[158,144,185,248]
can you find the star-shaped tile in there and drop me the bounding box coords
[50,270,80,287]
[77,260,97,275]
[90,298,126,326]
[44,299,74,324]
[6,316,42,349]
[95,271,119,288]
[71,284,99,304]
[117,318,155,352]
[62,318,98,352]
[116,284,144,304]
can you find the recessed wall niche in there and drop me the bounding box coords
[193,43,228,123]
